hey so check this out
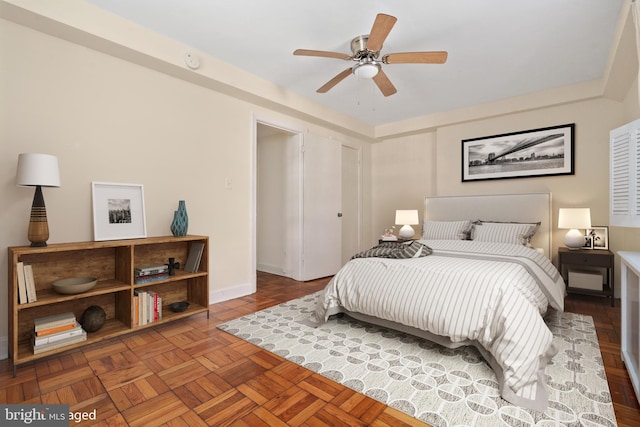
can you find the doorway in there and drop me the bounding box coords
[253,119,361,286]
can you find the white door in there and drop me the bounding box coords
[301,134,342,280]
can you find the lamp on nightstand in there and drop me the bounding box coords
[558,207,591,250]
[15,153,61,247]
[395,209,419,239]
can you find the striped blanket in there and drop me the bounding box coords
[351,240,432,259]
[312,239,566,412]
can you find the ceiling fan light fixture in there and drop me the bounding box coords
[294,13,447,95]
[353,62,379,79]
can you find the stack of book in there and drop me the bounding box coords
[134,264,169,284]
[133,290,162,326]
[32,312,87,354]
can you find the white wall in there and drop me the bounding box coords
[371,132,436,241]
[257,133,287,274]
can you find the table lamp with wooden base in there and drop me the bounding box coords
[15,153,61,247]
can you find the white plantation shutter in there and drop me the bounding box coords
[611,131,630,216]
[610,119,640,226]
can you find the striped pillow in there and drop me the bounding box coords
[472,222,539,246]
[422,220,472,240]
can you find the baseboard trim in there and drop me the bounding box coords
[257,264,286,276]
[210,282,254,304]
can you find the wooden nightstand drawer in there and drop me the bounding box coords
[559,250,613,267]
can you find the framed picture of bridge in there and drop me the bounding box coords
[461,123,575,182]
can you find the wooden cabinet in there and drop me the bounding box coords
[8,235,209,374]
[558,247,614,306]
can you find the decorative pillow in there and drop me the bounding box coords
[422,220,472,240]
[472,221,540,246]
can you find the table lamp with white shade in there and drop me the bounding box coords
[558,207,591,250]
[395,209,419,239]
[15,153,61,247]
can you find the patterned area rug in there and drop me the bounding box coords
[218,292,617,427]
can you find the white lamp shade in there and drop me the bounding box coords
[395,210,419,226]
[16,153,61,187]
[558,208,591,229]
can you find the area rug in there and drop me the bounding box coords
[217,292,617,427]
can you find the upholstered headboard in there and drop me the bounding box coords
[424,193,552,258]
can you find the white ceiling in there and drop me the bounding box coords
[86,0,624,126]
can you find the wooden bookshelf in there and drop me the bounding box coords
[8,235,209,375]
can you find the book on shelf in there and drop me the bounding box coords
[34,312,76,332]
[17,261,28,304]
[134,290,162,326]
[32,330,87,354]
[23,264,37,303]
[35,322,78,337]
[133,293,139,327]
[33,322,84,346]
[134,273,169,284]
[135,290,143,326]
[184,242,205,273]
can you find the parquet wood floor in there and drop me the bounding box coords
[1,271,638,426]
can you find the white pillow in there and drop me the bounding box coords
[472,222,538,245]
[422,220,472,240]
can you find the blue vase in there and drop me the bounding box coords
[170,200,188,236]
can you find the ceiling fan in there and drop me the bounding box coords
[293,13,448,97]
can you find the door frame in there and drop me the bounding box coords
[251,114,305,290]
[251,114,363,287]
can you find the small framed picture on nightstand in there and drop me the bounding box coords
[587,226,609,250]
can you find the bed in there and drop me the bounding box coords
[310,193,565,412]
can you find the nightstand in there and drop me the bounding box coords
[558,247,614,306]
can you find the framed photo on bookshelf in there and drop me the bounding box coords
[92,182,147,241]
[587,226,609,250]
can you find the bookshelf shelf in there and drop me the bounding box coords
[8,235,209,375]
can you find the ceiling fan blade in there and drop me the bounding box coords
[294,49,351,60]
[365,13,397,52]
[383,51,448,64]
[316,68,353,93]
[372,70,397,97]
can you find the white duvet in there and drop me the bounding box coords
[311,239,566,411]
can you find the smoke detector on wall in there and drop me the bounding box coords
[184,52,200,70]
